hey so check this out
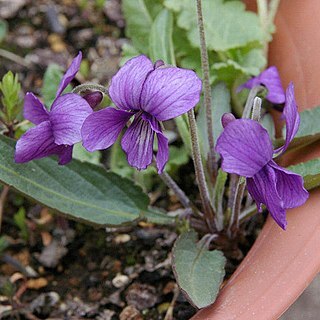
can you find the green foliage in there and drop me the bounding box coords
[288,158,320,190]
[0,19,8,43]
[276,106,320,150]
[164,0,264,51]
[73,143,101,165]
[172,230,226,308]
[0,236,9,255]
[13,207,28,241]
[0,71,22,122]
[0,135,151,226]
[122,0,154,54]
[41,64,72,107]
[213,169,228,230]
[198,82,231,158]
[149,9,175,64]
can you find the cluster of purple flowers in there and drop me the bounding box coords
[15,53,201,173]
[15,54,308,229]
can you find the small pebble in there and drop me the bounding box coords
[112,273,130,288]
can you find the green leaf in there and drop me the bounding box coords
[211,49,266,86]
[0,135,149,226]
[165,0,264,51]
[41,64,72,107]
[198,82,231,157]
[122,0,153,54]
[73,143,101,165]
[0,19,8,43]
[261,113,275,140]
[120,43,140,65]
[172,230,226,308]
[144,207,175,225]
[276,106,320,150]
[13,207,28,241]
[0,71,22,122]
[288,158,320,190]
[149,9,175,65]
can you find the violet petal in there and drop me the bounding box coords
[121,114,155,170]
[140,67,202,121]
[50,93,92,145]
[238,66,285,104]
[15,121,64,163]
[23,92,49,125]
[274,82,300,154]
[216,119,273,177]
[269,160,309,208]
[56,52,82,97]
[109,55,154,111]
[247,163,287,230]
[82,107,133,152]
[143,113,169,173]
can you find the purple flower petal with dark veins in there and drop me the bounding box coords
[269,160,309,208]
[82,91,103,109]
[140,67,202,121]
[15,121,71,164]
[109,55,154,111]
[23,92,49,124]
[121,114,155,170]
[50,93,92,145]
[142,113,169,173]
[238,66,285,104]
[216,119,273,177]
[247,163,288,230]
[82,107,133,152]
[56,52,82,97]
[274,82,300,154]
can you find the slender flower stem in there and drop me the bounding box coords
[195,0,216,176]
[187,109,216,232]
[72,83,109,95]
[268,0,281,28]
[227,178,246,237]
[242,85,264,119]
[0,185,10,233]
[239,204,258,223]
[160,171,190,207]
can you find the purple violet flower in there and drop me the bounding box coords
[82,55,202,173]
[15,52,92,165]
[238,66,286,104]
[216,83,309,229]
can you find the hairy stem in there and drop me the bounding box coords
[72,83,109,95]
[196,0,216,176]
[188,109,216,231]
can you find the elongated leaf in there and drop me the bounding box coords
[0,135,149,226]
[198,82,231,158]
[288,158,320,190]
[122,0,153,54]
[149,9,175,65]
[172,230,226,308]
